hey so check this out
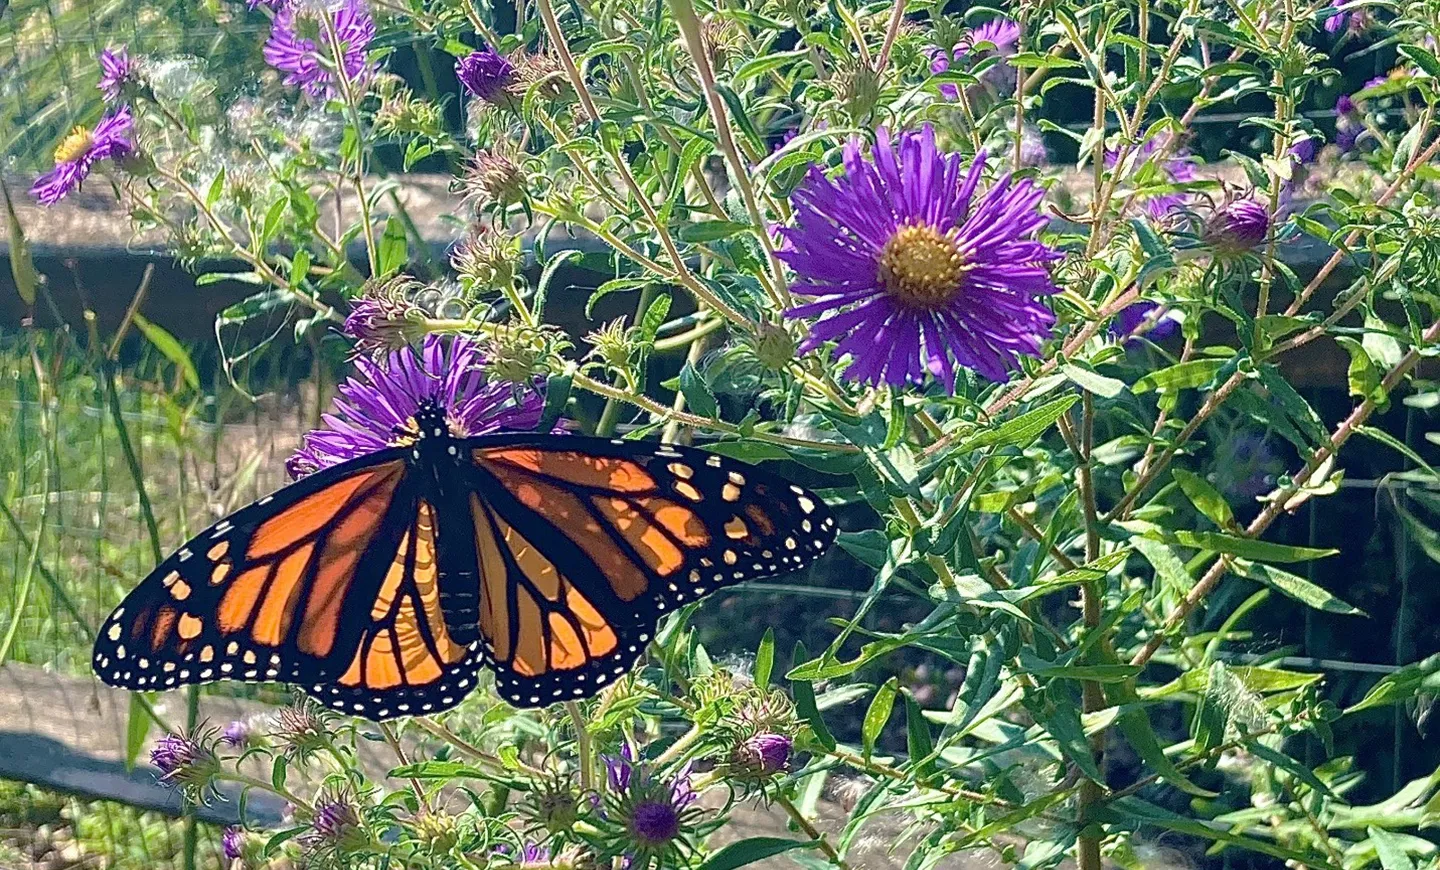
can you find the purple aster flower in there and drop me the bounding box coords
[960,17,1021,54]
[221,827,245,862]
[605,744,636,793]
[1324,0,1347,32]
[264,0,374,98]
[1111,302,1179,342]
[1017,127,1048,168]
[600,753,699,860]
[31,107,133,206]
[98,47,137,102]
[456,46,515,104]
[286,333,546,478]
[731,732,792,776]
[1336,93,1356,115]
[220,719,252,748]
[781,125,1061,387]
[302,787,365,851]
[149,731,219,797]
[928,48,961,101]
[1289,137,1317,164]
[1203,197,1270,252]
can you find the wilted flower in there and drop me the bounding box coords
[374,84,444,137]
[493,841,551,867]
[463,145,527,207]
[264,0,374,98]
[98,47,138,102]
[510,51,568,102]
[521,774,583,833]
[1112,301,1179,342]
[451,224,522,292]
[833,61,881,120]
[220,719,256,749]
[150,731,220,797]
[1203,197,1270,253]
[32,107,134,205]
[456,45,515,105]
[343,275,426,355]
[781,125,1061,387]
[287,333,546,477]
[270,698,332,756]
[1016,127,1048,168]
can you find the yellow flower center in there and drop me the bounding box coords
[878,223,967,309]
[54,126,94,165]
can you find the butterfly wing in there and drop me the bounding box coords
[92,451,484,720]
[460,435,838,707]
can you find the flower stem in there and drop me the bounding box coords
[564,701,593,791]
[775,792,849,869]
[321,13,380,279]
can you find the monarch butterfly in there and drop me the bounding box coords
[92,400,837,720]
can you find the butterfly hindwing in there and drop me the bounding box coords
[92,451,483,720]
[463,435,838,707]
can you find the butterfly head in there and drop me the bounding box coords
[395,398,460,460]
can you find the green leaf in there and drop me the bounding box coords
[125,695,152,771]
[862,678,898,758]
[1232,560,1365,615]
[1346,653,1440,714]
[1247,740,1335,797]
[1400,43,1440,78]
[836,529,888,569]
[1337,336,1383,402]
[377,216,408,277]
[1191,662,1227,756]
[1157,529,1337,563]
[677,220,753,243]
[537,373,572,433]
[1172,469,1235,529]
[2,178,38,306]
[132,314,200,391]
[677,362,719,419]
[791,641,836,750]
[1061,363,1126,398]
[697,837,818,870]
[585,278,652,318]
[1132,359,1224,393]
[532,249,582,321]
[1115,704,1217,797]
[1357,425,1440,483]
[903,692,936,776]
[754,628,775,687]
[1031,664,1144,682]
[959,395,1079,452]
[636,292,672,347]
[1369,826,1419,870]
[1039,701,1104,782]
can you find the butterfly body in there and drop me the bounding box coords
[93,422,836,719]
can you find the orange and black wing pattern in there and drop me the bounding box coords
[462,435,837,707]
[92,451,483,720]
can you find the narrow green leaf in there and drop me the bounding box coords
[1232,560,1365,615]
[125,695,152,771]
[377,216,409,277]
[1247,740,1334,797]
[677,220,753,243]
[1161,529,1337,562]
[1357,425,1440,483]
[1346,653,1440,714]
[697,837,817,870]
[1061,363,1126,398]
[791,641,836,750]
[1115,705,1217,796]
[862,678,898,758]
[1031,664,1143,682]
[2,178,39,305]
[132,314,200,391]
[1132,359,1224,393]
[677,362,719,419]
[1172,469,1235,529]
[903,692,935,776]
[637,293,672,347]
[1369,826,1419,870]
[532,249,582,321]
[754,628,775,687]
[959,395,1079,452]
[1191,662,1227,756]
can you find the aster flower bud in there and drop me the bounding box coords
[221,826,262,866]
[150,731,220,798]
[832,61,881,122]
[585,318,634,376]
[271,698,333,759]
[510,51,569,103]
[456,46,516,106]
[301,786,369,853]
[463,145,527,208]
[751,321,797,373]
[1203,197,1270,253]
[521,775,584,833]
[221,826,244,863]
[374,85,444,138]
[343,275,427,356]
[411,809,459,854]
[451,224,522,292]
[731,732,792,777]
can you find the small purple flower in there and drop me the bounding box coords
[1204,197,1270,252]
[31,107,133,206]
[1111,302,1179,342]
[928,48,961,101]
[151,733,203,777]
[287,333,546,477]
[1364,74,1388,91]
[1289,137,1317,165]
[221,826,245,862]
[781,125,1061,388]
[149,731,218,797]
[1324,0,1347,32]
[456,46,515,104]
[603,755,699,858]
[97,47,137,102]
[304,787,364,850]
[732,733,792,776]
[605,744,636,793]
[220,720,252,748]
[1215,431,1281,500]
[1017,127,1048,168]
[960,17,1021,54]
[264,0,374,98]
[1336,93,1356,115]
